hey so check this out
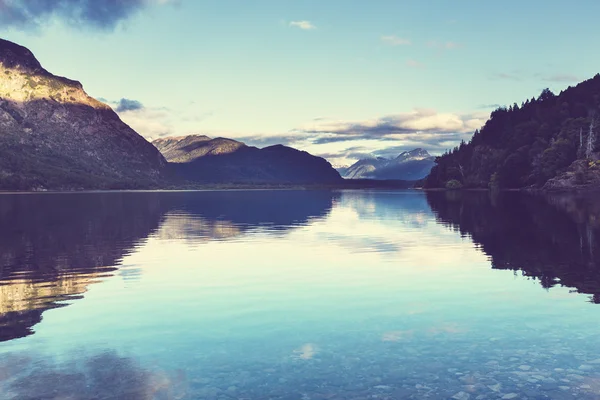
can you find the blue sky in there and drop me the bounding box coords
[1,0,598,165]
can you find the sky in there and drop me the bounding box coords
[1,0,599,166]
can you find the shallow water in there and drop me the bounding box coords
[1,190,600,399]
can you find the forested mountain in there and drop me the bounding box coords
[425,75,600,189]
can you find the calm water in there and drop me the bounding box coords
[1,190,600,399]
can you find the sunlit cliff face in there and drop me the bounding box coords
[0,63,108,109]
[0,38,104,108]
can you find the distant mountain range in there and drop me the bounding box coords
[153,135,342,184]
[340,149,435,180]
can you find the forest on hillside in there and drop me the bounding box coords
[425,74,600,189]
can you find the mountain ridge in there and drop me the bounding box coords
[342,148,435,180]
[152,134,343,184]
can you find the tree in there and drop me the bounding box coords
[580,127,584,154]
[446,179,463,190]
[586,117,596,159]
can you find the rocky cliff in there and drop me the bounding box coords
[0,38,166,190]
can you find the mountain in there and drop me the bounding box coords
[425,75,600,189]
[343,148,435,180]
[0,38,166,190]
[153,135,245,162]
[153,135,342,184]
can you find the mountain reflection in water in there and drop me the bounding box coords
[426,190,600,302]
[0,190,338,342]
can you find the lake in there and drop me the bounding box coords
[1,190,600,400]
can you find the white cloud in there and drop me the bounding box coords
[427,41,462,50]
[298,109,488,136]
[118,108,173,140]
[99,98,216,141]
[406,59,425,69]
[289,20,316,30]
[381,35,411,46]
[541,74,581,83]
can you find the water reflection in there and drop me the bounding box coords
[0,190,337,342]
[426,190,600,302]
[3,190,600,399]
[0,350,187,399]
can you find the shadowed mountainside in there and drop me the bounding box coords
[426,190,600,302]
[0,38,166,190]
[0,190,338,342]
[153,135,343,184]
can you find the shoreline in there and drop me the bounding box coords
[0,179,418,193]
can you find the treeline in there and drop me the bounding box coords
[425,74,600,188]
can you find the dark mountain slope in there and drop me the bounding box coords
[152,135,342,184]
[0,38,166,190]
[425,75,600,189]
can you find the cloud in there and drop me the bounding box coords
[491,72,522,81]
[97,97,215,140]
[289,109,489,165]
[289,20,316,30]
[232,134,302,148]
[297,109,488,138]
[406,59,425,69]
[542,74,581,83]
[492,71,582,84]
[478,103,502,109]
[381,35,411,46]
[114,98,144,112]
[100,97,172,138]
[119,107,173,139]
[0,0,174,31]
[427,40,462,50]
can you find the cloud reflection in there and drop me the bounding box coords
[0,351,187,400]
[292,343,318,360]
